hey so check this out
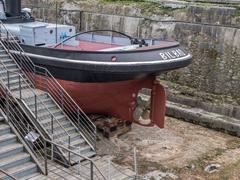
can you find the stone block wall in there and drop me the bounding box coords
[22,0,240,105]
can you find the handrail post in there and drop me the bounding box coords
[34,66,36,86]
[68,135,71,164]
[78,147,81,175]
[51,115,54,161]
[34,94,37,119]
[77,109,80,126]
[44,140,48,176]
[61,89,64,110]
[0,23,1,38]
[51,115,54,135]
[6,31,9,53]
[90,161,94,180]
[7,70,10,89]
[6,91,9,122]
[45,70,48,93]
[94,128,97,149]
[19,74,22,99]
[20,51,23,69]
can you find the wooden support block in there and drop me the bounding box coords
[90,115,132,138]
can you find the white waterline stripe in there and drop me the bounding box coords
[11,50,192,66]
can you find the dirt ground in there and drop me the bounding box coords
[97,117,240,180]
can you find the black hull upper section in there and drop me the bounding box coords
[16,43,192,83]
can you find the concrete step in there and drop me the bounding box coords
[167,101,240,137]
[0,162,38,180]
[30,104,58,114]
[0,63,18,70]
[71,145,92,155]
[37,108,63,119]
[0,123,11,136]
[0,153,31,170]
[40,114,66,125]
[24,92,48,103]
[70,150,96,162]
[28,98,53,110]
[0,58,14,64]
[3,78,28,90]
[0,134,17,146]
[0,69,21,77]
[49,126,76,139]
[0,143,24,159]
[0,116,5,122]
[60,133,83,145]
[42,120,72,130]
[0,49,6,54]
[70,137,86,148]
[0,54,10,59]
[19,173,47,180]
[1,72,24,81]
[9,82,29,92]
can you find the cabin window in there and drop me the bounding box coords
[69,28,72,33]
[50,30,53,34]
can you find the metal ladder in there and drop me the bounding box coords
[0,21,97,165]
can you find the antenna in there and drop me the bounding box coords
[55,1,58,44]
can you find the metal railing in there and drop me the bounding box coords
[0,20,97,150]
[0,168,17,180]
[0,57,74,160]
[0,78,107,180]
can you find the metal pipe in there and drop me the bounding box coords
[19,74,22,99]
[7,70,10,89]
[44,140,48,176]
[90,161,94,180]
[34,94,37,119]
[68,136,71,164]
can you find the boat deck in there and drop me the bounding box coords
[55,40,120,51]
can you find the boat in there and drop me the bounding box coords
[0,0,192,128]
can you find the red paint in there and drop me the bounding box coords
[35,75,166,128]
[150,81,166,128]
[54,40,120,51]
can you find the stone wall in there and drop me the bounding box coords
[22,0,240,105]
[187,0,240,3]
[186,6,238,25]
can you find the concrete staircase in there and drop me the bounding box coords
[0,45,95,164]
[22,89,96,162]
[0,40,95,163]
[0,114,48,180]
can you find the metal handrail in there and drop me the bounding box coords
[0,168,17,180]
[0,78,107,180]
[0,60,71,141]
[0,60,73,164]
[0,21,97,149]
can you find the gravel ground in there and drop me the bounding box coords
[97,117,240,179]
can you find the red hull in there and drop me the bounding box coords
[50,76,166,128]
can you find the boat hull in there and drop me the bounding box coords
[35,74,166,128]
[19,43,192,83]
[4,40,191,128]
